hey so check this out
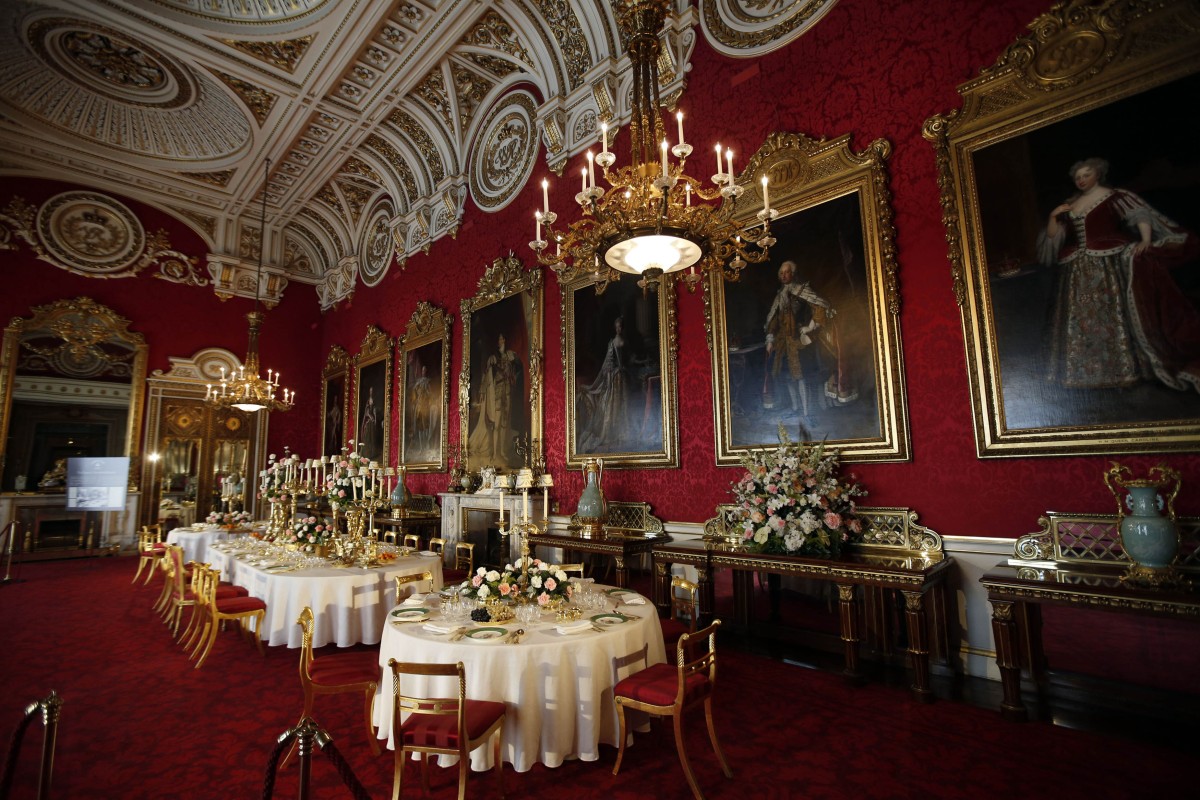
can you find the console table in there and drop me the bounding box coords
[981,511,1200,721]
[653,506,953,702]
[527,501,668,587]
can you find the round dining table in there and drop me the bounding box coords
[207,543,444,648]
[373,587,666,773]
[165,525,235,563]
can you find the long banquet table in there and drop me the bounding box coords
[165,525,235,563]
[207,543,443,648]
[373,587,666,772]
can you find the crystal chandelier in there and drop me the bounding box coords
[530,0,776,291]
[206,159,294,414]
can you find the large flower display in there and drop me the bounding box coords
[458,558,574,606]
[730,427,866,558]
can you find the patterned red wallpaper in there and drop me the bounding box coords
[5,0,1198,540]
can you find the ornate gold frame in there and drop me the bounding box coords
[0,297,147,487]
[398,302,451,472]
[923,0,1200,457]
[706,130,909,464]
[321,345,351,457]
[353,325,393,464]
[561,273,679,469]
[458,254,544,473]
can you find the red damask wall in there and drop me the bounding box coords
[6,0,1198,539]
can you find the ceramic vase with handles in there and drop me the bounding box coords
[1103,462,1182,585]
[576,457,607,535]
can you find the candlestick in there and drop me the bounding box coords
[676,111,684,145]
[523,490,530,523]
[581,166,587,194]
[498,488,505,524]
[761,175,769,214]
[726,148,734,178]
[535,210,542,242]
[541,178,549,214]
[715,143,722,175]
[542,487,549,520]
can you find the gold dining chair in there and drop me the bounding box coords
[394,571,434,603]
[443,542,474,584]
[558,563,585,578]
[190,565,267,669]
[428,537,446,557]
[403,533,421,550]
[659,576,700,654]
[281,607,380,768]
[133,524,165,585]
[612,620,731,800]
[387,659,505,800]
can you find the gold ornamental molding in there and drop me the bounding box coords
[220,36,314,73]
[0,193,207,285]
[700,0,841,57]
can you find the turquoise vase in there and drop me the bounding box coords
[390,469,410,509]
[1104,463,1182,579]
[576,457,606,534]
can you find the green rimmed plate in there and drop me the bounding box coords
[391,607,432,621]
[464,626,508,642]
[590,613,627,627]
[604,588,636,596]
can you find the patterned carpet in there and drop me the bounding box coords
[0,557,1192,799]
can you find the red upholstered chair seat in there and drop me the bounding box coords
[309,653,380,687]
[614,662,710,707]
[659,617,691,649]
[397,700,506,749]
[216,596,266,613]
[148,543,168,554]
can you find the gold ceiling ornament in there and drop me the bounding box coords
[206,159,293,414]
[530,0,776,293]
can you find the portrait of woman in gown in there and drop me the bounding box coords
[468,333,522,465]
[1037,157,1200,394]
[576,317,647,452]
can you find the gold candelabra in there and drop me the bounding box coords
[495,467,554,587]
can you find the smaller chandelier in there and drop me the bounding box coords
[206,158,294,414]
[530,0,776,291]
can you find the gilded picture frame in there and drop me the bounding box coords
[320,345,350,458]
[923,0,1200,457]
[353,325,392,464]
[459,254,543,473]
[562,272,679,469]
[706,131,909,464]
[398,302,451,472]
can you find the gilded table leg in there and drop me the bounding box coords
[732,570,754,627]
[837,584,863,684]
[614,554,629,588]
[989,599,1027,721]
[902,590,933,703]
[653,560,670,614]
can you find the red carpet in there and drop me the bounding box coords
[0,557,1193,799]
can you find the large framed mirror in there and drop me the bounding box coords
[0,297,147,491]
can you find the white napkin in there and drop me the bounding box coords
[556,619,591,635]
[401,593,427,606]
[422,621,458,634]
[619,595,646,605]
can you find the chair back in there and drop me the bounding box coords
[428,537,446,556]
[296,606,317,685]
[388,660,467,750]
[166,545,188,595]
[453,542,474,572]
[394,571,434,602]
[402,533,421,550]
[138,526,162,552]
[670,576,699,633]
[673,619,722,704]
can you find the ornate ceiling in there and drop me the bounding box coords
[0,0,837,309]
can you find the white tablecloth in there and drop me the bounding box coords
[373,588,666,772]
[207,547,443,648]
[165,527,231,564]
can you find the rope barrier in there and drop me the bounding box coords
[261,718,372,800]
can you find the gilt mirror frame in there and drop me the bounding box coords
[353,325,392,465]
[0,296,148,487]
[562,272,679,469]
[923,0,1200,457]
[321,345,351,458]
[459,254,543,474]
[705,131,909,464]
[398,302,451,472]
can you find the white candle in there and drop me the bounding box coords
[587,151,595,188]
[523,490,530,523]
[498,488,505,523]
[715,143,722,174]
[535,211,542,242]
[541,179,549,214]
[676,111,684,145]
[685,183,692,207]
[601,122,609,154]
[581,166,587,193]
[661,139,668,177]
[543,487,549,520]
[762,175,770,214]
[726,148,734,178]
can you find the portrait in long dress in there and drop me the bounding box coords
[322,374,345,456]
[401,340,444,467]
[355,359,386,462]
[465,292,531,471]
[564,272,678,468]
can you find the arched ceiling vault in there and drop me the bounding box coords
[0,1,836,309]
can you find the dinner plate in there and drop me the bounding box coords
[391,607,432,621]
[604,588,636,596]
[418,550,439,557]
[591,613,627,627]
[464,626,508,642]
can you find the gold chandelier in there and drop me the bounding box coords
[530,0,775,291]
[206,159,294,414]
